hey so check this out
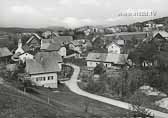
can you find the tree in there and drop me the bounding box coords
[93,63,106,75]
[128,42,158,66]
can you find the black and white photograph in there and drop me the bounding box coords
[0,0,168,118]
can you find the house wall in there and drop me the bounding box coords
[103,63,112,68]
[19,53,34,63]
[87,61,100,68]
[87,61,112,68]
[107,43,121,54]
[30,73,58,88]
[58,62,62,70]
[58,47,66,57]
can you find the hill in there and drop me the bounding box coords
[0,26,67,33]
[133,16,168,26]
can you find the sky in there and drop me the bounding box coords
[0,0,168,28]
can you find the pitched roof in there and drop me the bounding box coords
[153,31,168,38]
[26,33,42,44]
[26,58,61,75]
[106,41,121,49]
[106,53,128,64]
[86,53,107,62]
[70,40,83,46]
[115,39,125,46]
[41,39,61,51]
[86,52,128,65]
[35,51,63,63]
[0,47,12,57]
[53,36,73,45]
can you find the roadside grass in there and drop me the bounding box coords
[0,85,85,118]
[0,77,129,118]
[32,83,129,118]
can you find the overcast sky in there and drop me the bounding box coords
[0,0,167,28]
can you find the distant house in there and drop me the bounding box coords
[41,38,67,57]
[0,47,12,64]
[41,39,61,51]
[152,30,168,42]
[26,33,42,50]
[106,42,122,54]
[25,55,61,88]
[69,40,84,54]
[86,52,128,68]
[42,31,52,38]
[42,31,59,39]
[53,36,73,45]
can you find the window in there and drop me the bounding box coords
[36,77,46,81]
[48,76,54,80]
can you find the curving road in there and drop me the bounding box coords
[64,63,168,118]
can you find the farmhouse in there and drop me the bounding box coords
[25,55,61,88]
[41,38,67,57]
[53,36,73,45]
[26,33,42,50]
[69,40,84,54]
[106,41,122,54]
[86,52,128,68]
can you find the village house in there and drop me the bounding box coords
[42,31,59,39]
[41,38,67,57]
[25,54,61,88]
[152,30,168,42]
[69,40,84,54]
[104,32,147,53]
[42,31,52,38]
[26,33,42,51]
[106,41,122,54]
[53,36,73,45]
[41,35,73,56]
[86,52,128,69]
[0,47,12,65]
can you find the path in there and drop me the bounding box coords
[64,63,168,118]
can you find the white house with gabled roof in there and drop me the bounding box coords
[106,41,122,54]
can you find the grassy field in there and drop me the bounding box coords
[0,85,93,118]
[31,84,129,118]
[0,80,129,118]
